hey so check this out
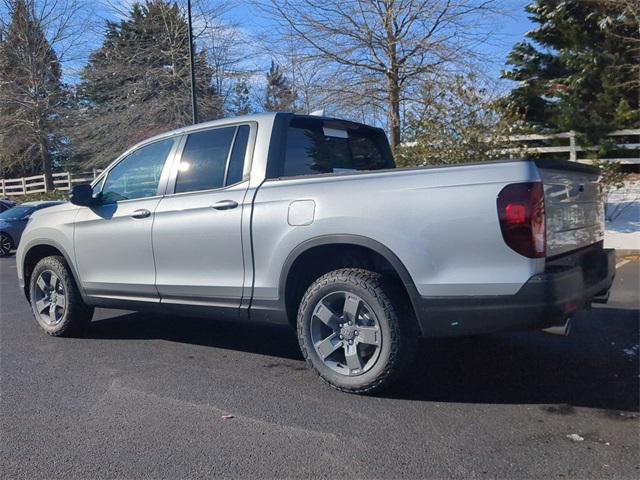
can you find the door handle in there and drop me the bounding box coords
[211,200,238,210]
[130,209,151,219]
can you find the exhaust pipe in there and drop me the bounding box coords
[542,318,572,336]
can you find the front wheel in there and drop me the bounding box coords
[0,233,12,257]
[29,256,94,337]
[297,268,417,394]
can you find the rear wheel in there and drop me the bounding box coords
[297,268,417,394]
[0,233,12,257]
[29,256,94,337]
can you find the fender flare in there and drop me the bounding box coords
[278,234,421,312]
[21,239,86,301]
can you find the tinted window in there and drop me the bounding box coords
[102,139,174,203]
[226,125,250,185]
[92,177,105,197]
[175,127,236,194]
[282,118,392,178]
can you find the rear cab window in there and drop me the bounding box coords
[278,116,394,178]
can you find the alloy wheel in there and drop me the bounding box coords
[310,291,382,376]
[0,234,11,256]
[33,270,67,325]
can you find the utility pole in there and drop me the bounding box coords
[187,0,198,124]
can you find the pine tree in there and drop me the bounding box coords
[0,0,66,187]
[70,0,220,167]
[231,79,252,116]
[264,61,296,112]
[502,0,639,144]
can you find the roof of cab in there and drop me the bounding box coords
[143,112,280,145]
[135,111,377,145]
[104,112,381,169]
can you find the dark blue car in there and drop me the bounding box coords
[0,201,63,257]
[0,199,16,212]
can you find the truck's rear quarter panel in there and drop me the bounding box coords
[251,161,543,302]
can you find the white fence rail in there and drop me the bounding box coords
[500,129,640,164]
[0,170,100,197]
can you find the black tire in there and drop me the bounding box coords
[29,256,94,337]
[0,232,13,257]
[297,268,417,394]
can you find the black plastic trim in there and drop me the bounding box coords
[533,158,600,175]
[251,234,423,330]
[414,246,616,337]
[265,112,292,179]
[20,239,88,302]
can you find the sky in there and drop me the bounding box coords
[219,0,535,87]
[0,0,535,87]
[477,1,535,83]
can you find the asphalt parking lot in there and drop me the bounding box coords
[1,255,638,479]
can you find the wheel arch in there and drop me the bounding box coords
[278,234,422,332]
[21,240,84,302]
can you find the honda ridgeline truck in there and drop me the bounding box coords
[16,113,615,393]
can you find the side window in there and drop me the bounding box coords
[101,139,174,203]
[226,125,250,185]
[175,127,236,194]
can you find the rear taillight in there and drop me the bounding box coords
[497,182,546,258]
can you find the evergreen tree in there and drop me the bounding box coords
[264,61,296,112]
[0,0,66,187]
[398,75,525,167]
[502,0,639,144]
[71,0,220,167]
[231,79,252,116]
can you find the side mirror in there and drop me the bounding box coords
[69,184,95,206]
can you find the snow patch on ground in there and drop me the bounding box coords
[605,178,640,252]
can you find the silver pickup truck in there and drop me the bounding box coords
[16,112,615,393]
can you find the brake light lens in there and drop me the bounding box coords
[505,203,526,224]
[497,182,546,258]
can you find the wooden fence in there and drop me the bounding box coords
[500,129,640,164]
[0,170,100,197]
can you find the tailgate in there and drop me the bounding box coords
[535,160,604,257]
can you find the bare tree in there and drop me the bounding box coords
[263,0,500,150]
[0,0,91,187]
[197,14,260,110]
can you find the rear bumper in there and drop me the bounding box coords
[415,244,616,337]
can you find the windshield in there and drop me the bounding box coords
[0,206,35,220]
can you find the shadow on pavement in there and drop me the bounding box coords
[89,311,304,361]
[387,306,639,412]
[88,305,639,412]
